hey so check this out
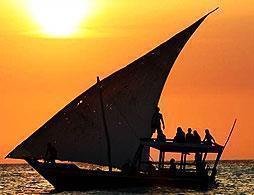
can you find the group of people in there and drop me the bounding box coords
[151,106,217,145]
[174,127,216,145]
[150,106,218,175]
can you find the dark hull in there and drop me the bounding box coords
[27,160,215,191]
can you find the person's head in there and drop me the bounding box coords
[177,127,182,133]
[205,129,210,134]
[187,128,192,133]
[193,130,198,136]
[169,158,175,164]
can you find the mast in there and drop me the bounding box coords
[97,76,112,172]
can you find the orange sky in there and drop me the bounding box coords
[1,0,253,163]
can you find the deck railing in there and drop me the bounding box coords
[140,138,220,146]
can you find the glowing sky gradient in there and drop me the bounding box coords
[0,0,253,163]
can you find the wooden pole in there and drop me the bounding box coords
[223,119,237,149]
[162,152,165,169]
[202,152,207,164]
[211,151,222,179]
[211,119,237,178]
[183,154,187,172]
[180,153,183,171]
[97,76,112,172]
[159,151,163,169]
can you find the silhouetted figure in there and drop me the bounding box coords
[173,127,185,143]
[151,106,165,137]
[186,128,194,143]
[195,152,205,173]
[168,158,177,175]
[193,130,201,144]
[203,129,216,145]
[157,131,166,142]
[121,161,137,176]
[147,161,156,175]
[44,142,57,164]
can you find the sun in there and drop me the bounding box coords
[27,0,91,37]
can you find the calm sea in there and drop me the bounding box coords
[0,160,253,194]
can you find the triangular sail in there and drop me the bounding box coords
[7,9,217,168]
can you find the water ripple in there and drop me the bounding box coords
[0,161,253,194]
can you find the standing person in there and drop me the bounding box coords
[195,152,205,173]
[151,106,165,137]
[193,130,201,144]
[203,129,216,145]
[44,142,57,164]
[186,128,194,143]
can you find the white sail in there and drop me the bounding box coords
[7,9,217,168]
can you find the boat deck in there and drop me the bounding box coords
[140,138,223,153]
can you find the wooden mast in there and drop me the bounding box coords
[211,119,237,178]
[97,76,112,172]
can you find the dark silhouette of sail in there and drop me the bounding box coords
[7,9,217,168]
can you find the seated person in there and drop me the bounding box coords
[168,158,177,175]
[203,129,216,145]
[193,130,201,144]
[186,128,194,143]
[44,142,57,164]
[173,127,185,143]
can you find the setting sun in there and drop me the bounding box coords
[27,0,91,37]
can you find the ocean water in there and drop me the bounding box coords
[0,160,253,194]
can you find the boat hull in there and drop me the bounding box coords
[27,160,215,191]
